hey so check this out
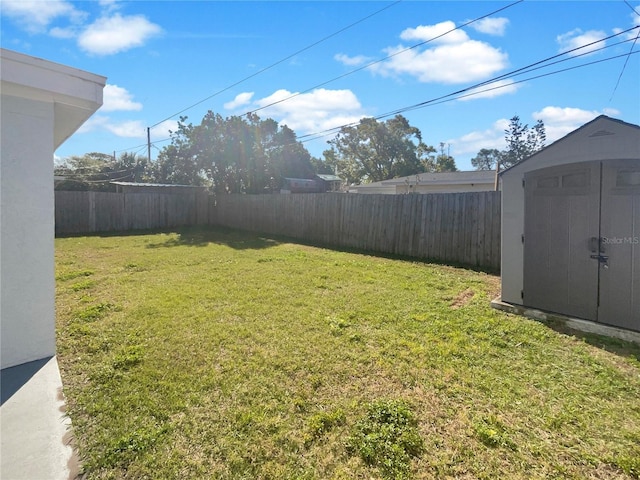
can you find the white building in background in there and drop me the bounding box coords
[351,170,498,194]
[1,49,106,369]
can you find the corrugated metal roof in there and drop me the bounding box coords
[316,174,342,182]
[110,181,204,188]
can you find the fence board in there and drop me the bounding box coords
[55,191,202,235]
[211,192,500,269]
[56,190,501,270]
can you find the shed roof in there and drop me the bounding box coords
[500,115,640,177]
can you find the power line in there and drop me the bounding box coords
[295,39,639,145]
[386,52,639,118]
[267,23,638,125]
[610,0,640,100]
[120,30,639,158]
[116,1,521,156]
[377,33,639,119]
[149,0,403,128]
[115,17,638,158]
[244,0,524,117]
[114,136,171,155]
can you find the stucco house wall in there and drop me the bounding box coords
[1,49,105,369]
[499,115,640,306]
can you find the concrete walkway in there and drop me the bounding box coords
[1,356,80,480]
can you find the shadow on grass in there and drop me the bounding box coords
[144,226,281,250]
[57,226,281,250]
[59,226,500,273]
[545,320,640,363]
[271,235,501,276]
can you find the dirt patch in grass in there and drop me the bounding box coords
[450,288,475,309]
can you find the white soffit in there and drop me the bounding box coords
[0,48,106,148]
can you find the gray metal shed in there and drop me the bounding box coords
[497,115,640,333]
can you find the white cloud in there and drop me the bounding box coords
[49,26,77,39]
[150,120,179,140]
[457,79,520,101]
[400,21,469,44]
[469,17,509,36]
[334,53,372,67]
[557,29,606,56]
[448,119,509,158]
[532,106,600,141]
[98,0,121,13]
[224,92,255,110]
[104,120,147,138]
[76,115,144,138]
[370,21,508,84]
[252,88,366,133]
[371,41,508,84]
[450,106,606,159]
[76,115,107,134]
[78,13,162,55]
[602,107,621,117]
[76,115,177,148]
[102,84,143,112]
[1,0,85,33]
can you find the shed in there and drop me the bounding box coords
[281,174,343,194]
[316,174,343,192]
[351,170,497,194]
[497,115,639,334]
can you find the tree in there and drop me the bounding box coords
[470,148,502,171]
[471,116,546,171]
[55,152,151,190]
[113,152,150,183]
[501,115,546,168]
[154,112,315,193]
[326,115,436,184]
[431,142,458,172]
[309,156,335,175]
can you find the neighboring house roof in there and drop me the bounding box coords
[110,181,204,188]
[316,174,342,182]
[352,170,497,194]
[368,170,496,187]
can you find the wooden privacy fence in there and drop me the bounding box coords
[55,191,209,235]
[213,192,501,270]
[55,190,501,269]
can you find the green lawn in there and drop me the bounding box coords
[55,228,640,480]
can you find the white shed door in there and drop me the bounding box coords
[523,162,600,320]
[598,160,640,330]
[524,160,640,331]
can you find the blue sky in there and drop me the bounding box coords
[2,0,639,170]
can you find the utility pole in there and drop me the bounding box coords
[147,127,151,162]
